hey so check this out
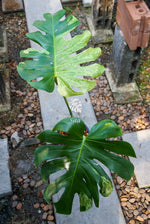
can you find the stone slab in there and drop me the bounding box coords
[0,69,11,112]
[23,0,126,223]
[86,14,113,44]
[0,139,12,198]
[105,66,142,104]
[2,0,24,13]
[123,129,150,188]
[0,30,8,63]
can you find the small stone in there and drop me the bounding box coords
[34,203,40,209]
[141,214,148,220]
[121,198,128,202]
[40,203,45,208]
[129,220,135,224]
[11,131,22,148]
[35,180,43,188]
[147,205,150,212]
[47,215,54,221]
[18,177,23,183]
[47,204,53,210]
[129,198,135,203]
[30,180,36,187]
[42,212,48,220]
[24,178,30,183]
[12,201,18,208]
[133,187,138,193]
[116,176,123,185]
[133,210,139,216]
[121,202,127,207]
[139,189,145,194]
[118,116,124,121]
[146,195,150,202]
[16,203,22,210]
[136,216,144,222]
[37,122,42,127]
[23,183,29,189]
[43,205,49,211]
[12,195,18,201]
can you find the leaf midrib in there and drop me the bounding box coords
[52,15,56,78]
[69,135,86,191]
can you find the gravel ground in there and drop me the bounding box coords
[0,2,150,224]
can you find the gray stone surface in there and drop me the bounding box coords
[0,138,12,197]
[23,0,126,223]
[86,14,113,44]
[123,129,150,188]
[0,30,8,63]
[0,69,11,112]
[2,0,24,13]
[105,66,142,104]
[112,25,142,86]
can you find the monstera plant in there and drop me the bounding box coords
[17,9,136,215]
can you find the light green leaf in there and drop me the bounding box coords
[17,9,104,97]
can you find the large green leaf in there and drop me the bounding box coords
[34,117,136,214]
[17,10,104,97]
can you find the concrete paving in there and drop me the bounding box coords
[0,138,12,198]
[123,129,150,188]
[23,0,126,223]
[2,0,24,13]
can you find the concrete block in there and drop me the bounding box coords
[112,25,142,86]
[0,139,12,198]
[2,0,24,13]
[123,129,150,188]
[86,14,113,44]
[105,65,142,104]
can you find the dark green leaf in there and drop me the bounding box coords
[34,118,135,214]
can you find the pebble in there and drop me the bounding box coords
[23,183,29,189]
[43,205,49,211]
[133,210,139,216]
[129,220,135,224]
[34,203,40,209]
[116,176,123,185]
[35,180,43,188]
[12,195,18,200]
[136,216,144,222]
[24,178,30,183]
[12,201,18,208]
[47,215,54,221]
[121,202,127,207]
[42,212,48,220]
[16,203,22,210]
[129,198,135,203]
[30,180,36,187]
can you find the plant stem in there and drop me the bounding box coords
[63,97,73,117]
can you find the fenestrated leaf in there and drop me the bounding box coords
[17,9,104,97]
[34,117,136,215]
